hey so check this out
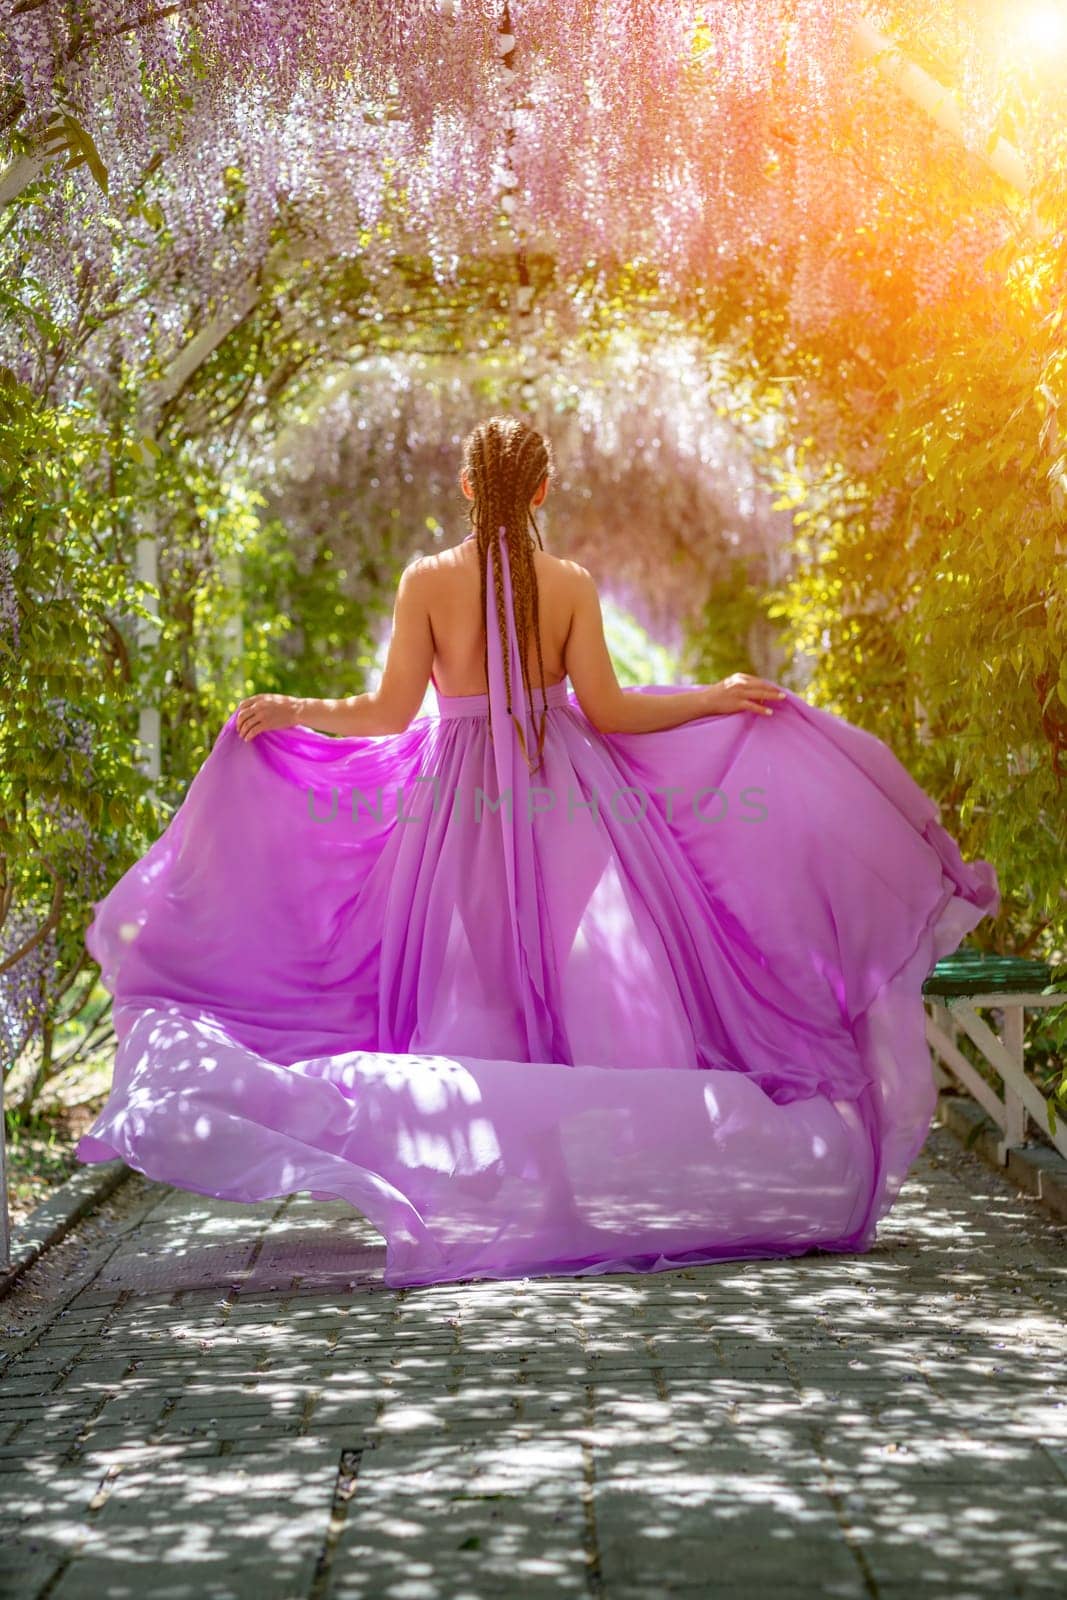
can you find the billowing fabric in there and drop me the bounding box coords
[75,529,999,1288]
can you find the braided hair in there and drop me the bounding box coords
[460,415,554,772]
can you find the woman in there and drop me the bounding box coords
[75,415,999,1289]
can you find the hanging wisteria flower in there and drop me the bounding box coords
[0,908,57,1071]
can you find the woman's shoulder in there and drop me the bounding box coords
[400,544,463,581]
[405,540,590,593]
[534,547,589,585]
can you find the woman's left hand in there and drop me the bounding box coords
[235,693,303,742]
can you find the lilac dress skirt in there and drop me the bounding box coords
[75,530,999,1287]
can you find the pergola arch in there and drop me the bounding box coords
[5,5,1042,778]
[2,3,1067,985]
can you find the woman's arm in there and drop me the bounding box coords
[562,565,785,735]
[235,562,435,742]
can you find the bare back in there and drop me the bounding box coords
[238,522,755,741]
[421,537,577,698]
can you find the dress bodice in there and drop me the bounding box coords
[433,528,569,725]
[434,676,571,720]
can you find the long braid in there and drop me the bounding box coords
[512,427,550,736]
[468,426,507,714]
[486,424,512,719]
[460,415,554,772]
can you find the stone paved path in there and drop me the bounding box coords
[1,1122,1064,1600]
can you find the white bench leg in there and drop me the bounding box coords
[927,1001,955,1090]
[996,1005,1028,1164]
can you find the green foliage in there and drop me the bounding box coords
[138,458,279,799]
[759,208,1067,964]
[601,599,680,686]
[698,180,1067,1115]
[0,371,153,1098]
[36,113,109,195]
[685,556,775,686]
[0,369,337,1108]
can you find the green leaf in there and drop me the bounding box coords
[39,113,109,196]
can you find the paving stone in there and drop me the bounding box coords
[838,1478,1067,1592]
[0,1537,66,1596]
[0,1126,1062,1597]
[45,1447,340,1600]
[325,1439,589,1598]
[594,1481,866,1592]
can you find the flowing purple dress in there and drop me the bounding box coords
[75,528,999,1287]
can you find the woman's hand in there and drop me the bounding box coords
[235,693,304,742]
[704,675,787,718]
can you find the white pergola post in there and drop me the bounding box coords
[219,549,244,690]
[128,241,294,787]
[135,518,161,787]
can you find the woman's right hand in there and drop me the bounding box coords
[235,693,304,742]
[704,675,788,718]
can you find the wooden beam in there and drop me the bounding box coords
[0,145,49,205]
[151,277,261,409]
[850,16,1031,196]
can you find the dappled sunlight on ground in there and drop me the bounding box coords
[0,1124,1064,1597]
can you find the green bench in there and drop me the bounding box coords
[922,947,1066,1163]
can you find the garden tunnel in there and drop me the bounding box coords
[1,2,1064,1156]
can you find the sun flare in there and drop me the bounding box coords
[1017,2,1067,55]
